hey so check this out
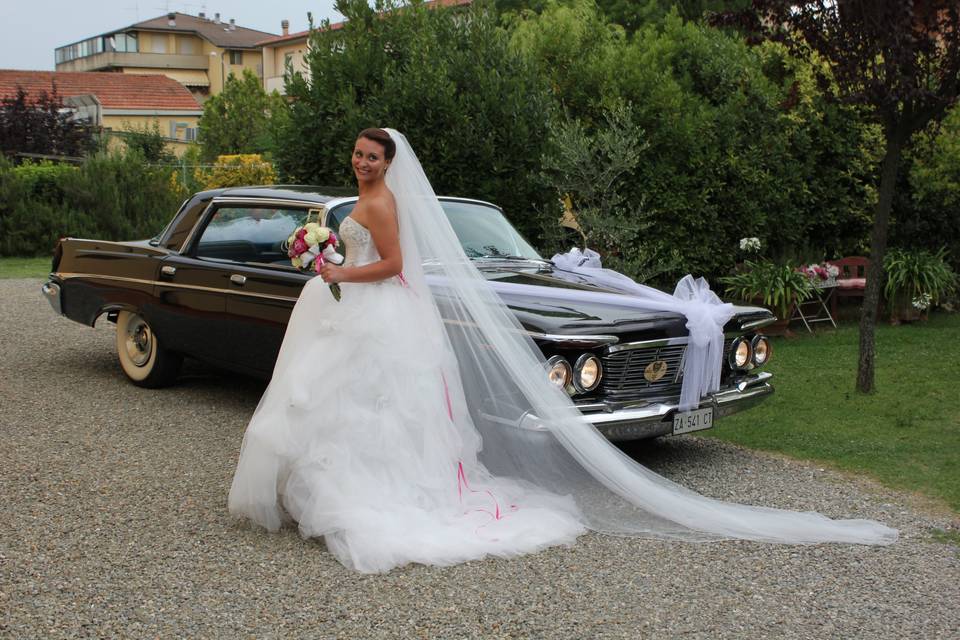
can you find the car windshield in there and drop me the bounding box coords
[327,199,545,261]
[442,200,543,260]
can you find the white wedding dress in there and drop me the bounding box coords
[229,129,896,575]
[229,216,586,573]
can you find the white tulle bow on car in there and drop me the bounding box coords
[550,248,735,411]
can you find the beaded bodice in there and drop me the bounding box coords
[340,216,380,268]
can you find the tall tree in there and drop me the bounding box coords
[721,1,960,393]
[198,69,287,162]
[276,0,556,239]
[0,85,97,159]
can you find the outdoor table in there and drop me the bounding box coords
[791,278,838,332]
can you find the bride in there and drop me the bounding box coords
[228,128,896,574]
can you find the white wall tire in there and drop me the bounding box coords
[115,310,182,388]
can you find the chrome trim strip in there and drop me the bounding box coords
[326,194,502,211]
[210,196,327,208]
[41,282,62,315]
[528,332,619,346]
[586,372,773,441]
[605,336,687,353]
[178,200,216,256]
[740,316,778,331]
[53,272,301,303]
[514,371,774,440]
[606,331,750,354]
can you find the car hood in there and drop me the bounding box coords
[466,263,772,339]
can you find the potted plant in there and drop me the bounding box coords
[720,259,815,334]
[883,248,956,324]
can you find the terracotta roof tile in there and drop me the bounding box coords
[132,12,276,49]
[0,70,202,112]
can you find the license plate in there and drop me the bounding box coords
[672,407,714,435]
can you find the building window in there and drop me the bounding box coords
[179,37,197,55]
[229,50,243,65]
[56,36,105,63]
[111,33,138,53]
[185,127,197,142]
[150,36,167,54]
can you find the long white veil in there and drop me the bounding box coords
[384,129,897,545]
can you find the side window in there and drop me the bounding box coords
[324,202,356,236]
[196,206,303,264]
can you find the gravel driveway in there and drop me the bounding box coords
[1,278,958,639]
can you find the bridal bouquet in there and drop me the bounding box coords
[287,222,344,301]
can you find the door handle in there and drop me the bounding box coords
[160,265,176,277]
[230,274,247,286]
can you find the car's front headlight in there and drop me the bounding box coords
[574,354,602,392]
[546,355,572,389]
[751,335,772,366]
[729,337,753,370]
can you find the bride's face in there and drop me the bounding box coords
[352,137,389,184]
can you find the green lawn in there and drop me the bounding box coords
[707,312,960,512]
[0,257,52,280]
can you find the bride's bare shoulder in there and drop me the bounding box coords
[353,191,397,228]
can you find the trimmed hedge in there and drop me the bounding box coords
[0,152,184,257]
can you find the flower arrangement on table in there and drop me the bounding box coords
[286,222,344,301]
[798,262,840,287]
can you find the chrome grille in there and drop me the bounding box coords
[600,338,735,401]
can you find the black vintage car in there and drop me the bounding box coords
[42,186,775,441]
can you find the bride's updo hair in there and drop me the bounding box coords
[357,128,396,161]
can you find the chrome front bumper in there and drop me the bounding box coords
[579,372,774,441]
[41,280,62,315]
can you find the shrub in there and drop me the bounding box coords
[194,154,277,189]
[525,3,877,280]
[119,121,175,162]
[198,69,288,162]
[0,150,183,256]
[896,105,960,273]
[882,248,957,312]
[720,259,814,318]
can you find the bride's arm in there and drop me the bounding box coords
[319,199,402,284]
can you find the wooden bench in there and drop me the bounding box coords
[831,256,869,317]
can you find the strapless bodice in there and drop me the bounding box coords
[340,216,380,268]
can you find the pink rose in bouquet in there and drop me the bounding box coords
[285,222,345,301]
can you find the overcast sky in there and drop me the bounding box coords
[0,1,344,71]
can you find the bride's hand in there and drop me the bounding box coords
[319,263,346,284]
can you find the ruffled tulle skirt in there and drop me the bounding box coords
[228,275,586,573]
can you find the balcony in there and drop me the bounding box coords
[56,51,210,73]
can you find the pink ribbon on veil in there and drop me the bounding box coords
[441,370,518,535]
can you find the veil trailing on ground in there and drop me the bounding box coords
[384,129,897,545]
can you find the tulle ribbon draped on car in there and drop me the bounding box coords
[384,129,897,545]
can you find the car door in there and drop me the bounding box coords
[153,199,309,374]
[152,198,232,366]
[210,202,316,376]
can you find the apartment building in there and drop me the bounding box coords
[257,20,326,95]
[54,12,277,101]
